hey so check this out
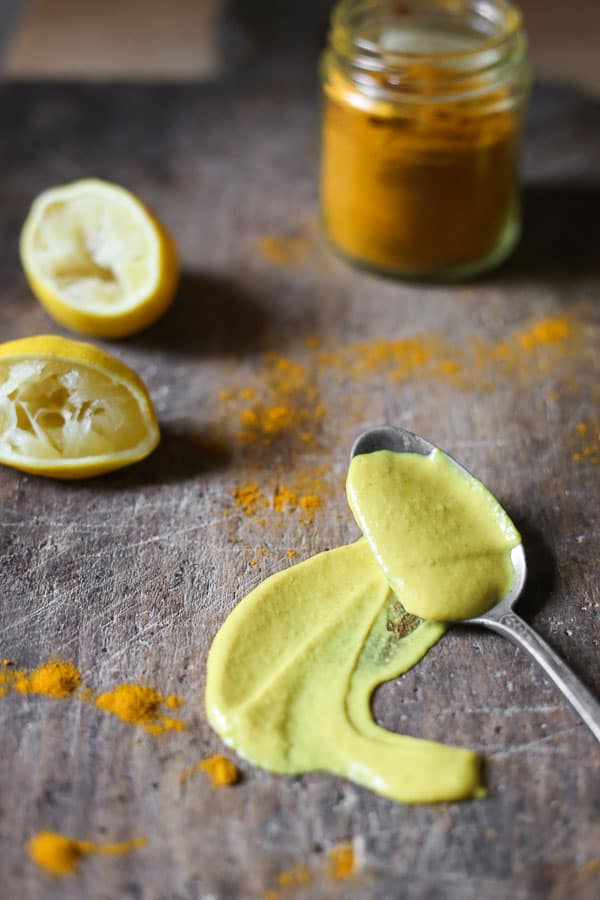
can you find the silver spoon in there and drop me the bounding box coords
[351,425,600,743]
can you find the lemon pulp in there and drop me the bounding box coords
[0,336,159,477]
[31,193,156,312]
[20,179,179,339]
[0,358,147,460]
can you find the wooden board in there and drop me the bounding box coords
[3,0,600,93]
[0,69,598,899]
[3,0,225,79]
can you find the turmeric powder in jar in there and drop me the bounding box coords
[320,0,531,279]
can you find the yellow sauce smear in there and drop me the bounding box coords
[206,448,519,803]
[28,831,146,876]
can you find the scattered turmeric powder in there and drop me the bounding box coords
[199,754,240,786]
[180,755,239,787]
[0,659,80,699]
[181,754,240,787]
[28,831,146,876]
[233,483,266,516]
[263,864,313,898]
[581,859,600,876]
[238,399,324,447]
[217,314,581,541]
[277,865,311,887]
[490,316,576,379]
[95,684,185,735]
[240,404,299,440]
[273,486,298,512]
[517,316,570,350]
[355,336,442,379]
[217,315,578,469]
[299,495,321,524]
[0,659,186,738]
[258,233,313,268]
[262,844,357,898]
[328,843,356,880]
[317,315,576,389]
[14,660,80,698]
[232,469,328,524]
[572,421,599,464]
[217,351,326,451]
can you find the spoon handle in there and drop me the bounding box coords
[479,610,600,743]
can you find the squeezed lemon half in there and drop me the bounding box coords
[0,336,159,478]
[20,179,179,339]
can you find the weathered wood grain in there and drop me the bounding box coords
[0,70,598,900]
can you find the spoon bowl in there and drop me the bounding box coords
[351,425,600,743]
[351,425,527,620]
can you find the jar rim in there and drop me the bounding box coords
[326,0,529,104]
[330,0,524,69]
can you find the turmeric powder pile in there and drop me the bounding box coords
[0,659,185,734]
[0,659,80,699]
[180,754,239,787]
[327,843,356,880]
[95,684,185,735]
[28,831,146,876]
[199,754,239,787]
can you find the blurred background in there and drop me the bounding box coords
[0,0,598,92]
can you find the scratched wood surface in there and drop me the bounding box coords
[0,64,599,900]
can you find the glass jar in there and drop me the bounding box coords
[320,0,531,280]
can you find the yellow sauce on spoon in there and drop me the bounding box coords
[206,445,519,803]
[347,448,520,621]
